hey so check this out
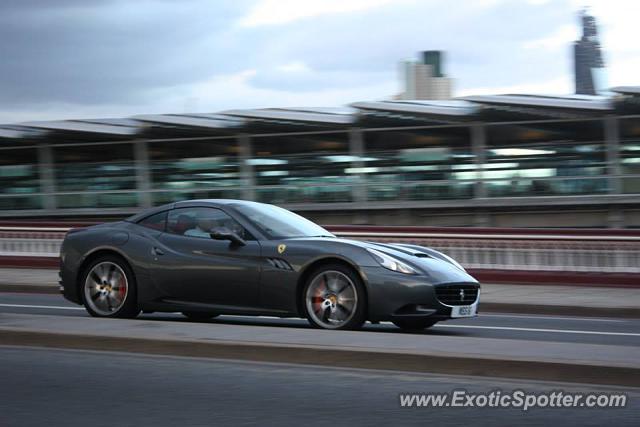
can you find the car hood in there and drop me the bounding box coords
[296,237,478,284]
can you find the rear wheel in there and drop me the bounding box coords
[182,312,219,322]
[392,318,438,331]
[81,255,139,318]
[303,264,366,330]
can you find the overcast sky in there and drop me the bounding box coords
[0,0,638,123]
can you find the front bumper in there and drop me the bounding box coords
[361,266,480,322]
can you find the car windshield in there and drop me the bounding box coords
[232,203,334,239]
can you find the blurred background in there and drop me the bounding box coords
[0,1,639,228]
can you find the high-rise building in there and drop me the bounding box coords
[574,10,605,95]
[399,50,453,100]
[422,50,443,77]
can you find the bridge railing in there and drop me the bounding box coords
[1,224,639,285]
[329,227,640,274]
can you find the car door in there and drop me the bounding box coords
[150,206,262,308]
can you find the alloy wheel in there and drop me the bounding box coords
[305,270,358,329]
[83,261,129,316]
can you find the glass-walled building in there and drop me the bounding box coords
[1,90,640,227]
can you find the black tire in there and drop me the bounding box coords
[80,254,140,319]
[302,263,366,330]
[182,312,219,322]
[392,318,438,331]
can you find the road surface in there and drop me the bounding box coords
[0,293,638,347]
[0,346,637,427]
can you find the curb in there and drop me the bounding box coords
[1,329,638,387]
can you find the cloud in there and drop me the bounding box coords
[0,0,637,124]
[276,61,312,73]
[241,0,574,94]
[238,0,395,27]
[523,24,578,50]
[150,68,398,113]
[459,76,573,96]
[0,0,252,106]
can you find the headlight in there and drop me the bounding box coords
[367,248,416,275]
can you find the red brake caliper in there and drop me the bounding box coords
[118,276,126,299]
[312,279,326,311]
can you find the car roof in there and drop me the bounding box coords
[125,199,266,222]
[176,199,254,206]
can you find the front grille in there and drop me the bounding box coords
[435,283,479,306]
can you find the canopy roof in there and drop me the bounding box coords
[1,89,637,144]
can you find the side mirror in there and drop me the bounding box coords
[210,226,246,246]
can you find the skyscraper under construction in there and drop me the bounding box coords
[574,10,605,95]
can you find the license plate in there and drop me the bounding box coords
[451,304,476,318]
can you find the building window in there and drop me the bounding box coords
[363,127,474,201]
[483,120,608,197]
[621,117,640,194]
[250,132,353,204]
[149,138,242,205]
[53,143,137,208]
[0,148,41,210]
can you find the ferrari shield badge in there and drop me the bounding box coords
[277,244,286,254]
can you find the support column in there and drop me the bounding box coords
[37,144,56,210]
[471,123,487,199]
[134,140,152,208]
[349,128,367,203]
[237,134,255,201]
[607,207,624,229]
[473,211,491,227]
[604,116,622,195]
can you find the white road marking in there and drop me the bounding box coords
[435,324,640,337]
[0,303,84,311]
[0,304,637,337]
[480,313,623,323]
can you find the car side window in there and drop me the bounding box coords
[166,207,252,240]
[137,211,167,231]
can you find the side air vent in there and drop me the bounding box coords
[267,258,293,271]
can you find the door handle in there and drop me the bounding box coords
[152,247,164,256]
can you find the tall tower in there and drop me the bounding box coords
[573,9,605,95]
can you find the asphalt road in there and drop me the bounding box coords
[0,293,639,347]
[0,346,637,427]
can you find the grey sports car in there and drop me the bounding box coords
[60,199,480,330]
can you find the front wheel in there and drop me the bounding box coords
[392,318,438,331]
[303,264,366,330]
[81,255,140,318]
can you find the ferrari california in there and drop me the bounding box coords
[59,199,480,330]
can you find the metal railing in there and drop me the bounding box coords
[0,230,65,257]
[1,225,640,275]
